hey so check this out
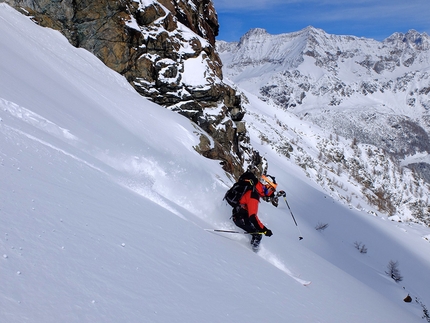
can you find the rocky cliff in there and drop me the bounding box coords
[3,0,258,178]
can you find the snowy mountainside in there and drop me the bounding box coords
[237,85,430,225]
[217,27,430,160]
[2,5,430,323]
[217,27,430,223]
[218,26,430,84]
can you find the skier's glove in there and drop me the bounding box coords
[264,229,273,237]
[277,190,286,197]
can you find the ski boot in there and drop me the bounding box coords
[250,234,262,252]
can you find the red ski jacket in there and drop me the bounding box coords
[238,182,272,230]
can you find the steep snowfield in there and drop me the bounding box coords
[1,5,430,323]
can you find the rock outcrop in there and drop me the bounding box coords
[3,0,256,178]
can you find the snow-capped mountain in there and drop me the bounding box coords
[217,26,430,225]
[217,26,430,161]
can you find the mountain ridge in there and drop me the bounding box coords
[217,26,430,156]
[217,26,430,224]
[219,26,430,75]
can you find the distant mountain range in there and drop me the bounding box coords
[217,27,430,180]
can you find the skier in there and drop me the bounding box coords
[231,174,283,251]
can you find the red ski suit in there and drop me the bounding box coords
[237,181,272,230]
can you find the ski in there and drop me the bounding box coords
[204,229,264,235]
[205,229,244,234]
[290,276,312,286]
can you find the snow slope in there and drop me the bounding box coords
[1,4,430,323]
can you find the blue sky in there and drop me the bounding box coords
[212,0,430,42]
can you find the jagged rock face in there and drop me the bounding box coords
[157,0,218,46]
[4,0,251,178]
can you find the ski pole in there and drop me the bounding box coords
[205,229,266,235]
[282,196,304,240]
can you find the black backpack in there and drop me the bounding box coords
[224,171,258,208]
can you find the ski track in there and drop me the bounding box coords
[1,97,79,141]
[257,246,312,286]
[3,123,107,175]
[207,229,311,286]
